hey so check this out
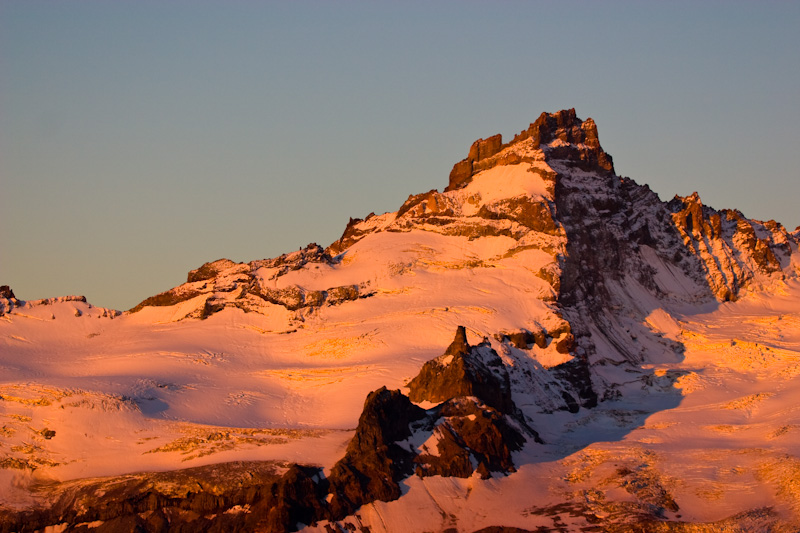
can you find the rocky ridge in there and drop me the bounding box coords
[128,244,374,321]
[326,109,794,312]
[0,286,119,319]
[0,327,537,533]
[668,192,794,301]
[321,326,539,526]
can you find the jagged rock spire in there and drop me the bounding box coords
[444,325,470,356]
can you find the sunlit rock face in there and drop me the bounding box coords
[2,111,800,533]
[668,192,792,301]
[445,108,614,192]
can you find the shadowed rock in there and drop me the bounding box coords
[407,326,514,413]
[414,398,528,480]
[0,285,15,299]
[326,387,427,519]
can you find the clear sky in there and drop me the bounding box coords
[2,1,799,311]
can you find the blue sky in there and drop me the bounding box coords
[2,1,799,310]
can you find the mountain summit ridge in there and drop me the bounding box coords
[446,108,614,192]
[3,110,793,317]
[106,109,798,423]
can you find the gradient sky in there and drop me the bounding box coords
[2,1,799,311]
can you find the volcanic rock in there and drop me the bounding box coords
[445,109,614,191]
[261,464,329,533]
[407,326,514,413]
[0,285,15,299]
[326,387,427,519]
[187,259,242,283]
[414,398,528,480]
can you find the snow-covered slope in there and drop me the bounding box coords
[1,110,799,532]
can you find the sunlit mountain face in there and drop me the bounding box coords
[2,110,800,532]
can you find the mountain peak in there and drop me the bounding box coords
[445,109,614,192]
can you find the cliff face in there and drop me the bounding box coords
[668,192,792,301]
[407,326,514,412]
[445,109,614,192]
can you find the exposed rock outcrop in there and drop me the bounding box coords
[408,326,514,413]
[0,285,15,299]
[445,109,614,191]
[668,192,791,301]
[128,287,205,313]
[414,398,528,480]
[246,283,364,312]
[0,291,113,319]
[326,387,427,518]
[0,460,325,533]
[129,243,374,319]
[261,464,329,533]
[495,328,556,350]
[327,214,384,256]
[305,328,540,522]
[403,327,541,480]
[0,285,19,316]
[187,258,243,283]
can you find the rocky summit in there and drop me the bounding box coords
[2,110,800,532]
